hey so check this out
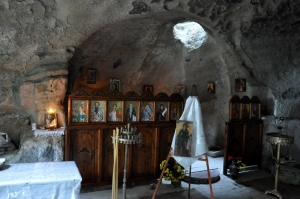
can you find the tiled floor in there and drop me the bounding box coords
[80,156,298,199]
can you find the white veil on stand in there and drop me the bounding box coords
[152,86,214,199]
[171,95,208,168]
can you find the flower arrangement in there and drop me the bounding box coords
[159,160,187,183]
[228,155,246,170]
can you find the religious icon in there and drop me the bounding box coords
[251,103,258,119]
[235,79,246,92]
[231,103,240,119]
[174,120,193,157]
[90,100,106,122]
[71,100,88,122]
[140,101,154,121]
[110,79,121,92]
[143,85,153,93]
[169,102,183,120]
[241,104,250,119]
[207,83,214,93]
[124,101,139,122]
[156,102,169,121]
[107,101,123,122]
[87,68,96,84]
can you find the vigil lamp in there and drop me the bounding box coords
[45,108,57,130]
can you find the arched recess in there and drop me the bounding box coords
[67,10,236,147]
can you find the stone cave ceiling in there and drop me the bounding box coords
[0,0,300,119]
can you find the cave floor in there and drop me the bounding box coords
[80,156,300,199]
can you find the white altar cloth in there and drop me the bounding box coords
[33,128,65,137]
[0,161,82,199]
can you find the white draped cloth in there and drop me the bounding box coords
[171,96,208,168]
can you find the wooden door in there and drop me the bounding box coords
[224,122,244,174]
[70,129,99,185]
[227,123,244,157]
[131,127,156,181]
[101,128,125,183]
[158,127,174,173]
[244,123,262,167]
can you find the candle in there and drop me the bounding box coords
[112,128,118,199]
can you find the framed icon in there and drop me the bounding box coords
[251,103,259,119]
[143,85,153,93]
[87,68,96,84]
[169,102,183,120]
[110,79,121,92]
[231,103,240,120]
[124,101,139,122]
[71,100,88,123]
[90,100,106,122]
[156,101,169,121]
[174,120,193,157]
[235,79,246,92]
[107,101,123,122]
[140,101,154,121]
[241,103,250,119]
[207,83,214,93]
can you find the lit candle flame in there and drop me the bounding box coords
[48,108,55,113]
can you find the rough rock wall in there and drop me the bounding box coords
[0,0,300,163]
[0,127,64,164]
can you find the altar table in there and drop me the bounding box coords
[0,161,82,199]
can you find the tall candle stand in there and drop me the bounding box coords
[112,123,141,199]
[265,132,293,199]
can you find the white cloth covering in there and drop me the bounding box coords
[171,96,208,168]
[33,128,65,137]
[0,161,82,199]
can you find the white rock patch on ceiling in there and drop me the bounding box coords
[173,22,207,52]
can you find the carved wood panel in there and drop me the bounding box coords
[227,123,244,157]
[66,90,183,186]
[101,128,125,182]
[158,127,174,161]
[224,121,263,174]
[245,123,262,165]
[157,127,174,175]
[131,128,156,179]
[70,129,98,184]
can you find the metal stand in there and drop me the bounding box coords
[265,132,294,199]
[265,144,282,199]
[152,148,214,199]
[112,124,141,199]
[122,143,129,199]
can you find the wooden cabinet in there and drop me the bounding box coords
[66,125,175,187]
[65,90,183,187]
[223,96,263,174]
